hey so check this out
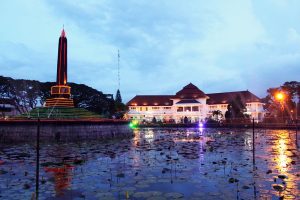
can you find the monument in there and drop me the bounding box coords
[45,29,74,107]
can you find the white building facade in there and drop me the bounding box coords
[126,83,265,123]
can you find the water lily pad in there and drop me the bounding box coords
[116,173,125,178]
[0,169,8,175]
[278,175,288,180]
[164,192,184,199]
[228,178,238,183]
[272,184,284,192]
[41,162,63,167]
[242,185,250,189]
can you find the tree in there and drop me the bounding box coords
[0,76,117,117]
[225,95,247,120]
[264,81,300,120]
[225,104,232,121]
[152,117,157,123]
[113,89,127,119]
[231,95,246,118]
[281,81,300,119]
[115,89,122,103]
[212,110,223,121]
[70,83,115,116]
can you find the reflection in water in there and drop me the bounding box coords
[199,127,203,135]
[0,128,299,199]
[262,130,299,199]
[44,165,74,195]
[144,130,154,143]
[277,138,288,173]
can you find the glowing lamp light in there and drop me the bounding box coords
[276,92,284,101]
[129,120,139,129]
[199,122,203,128]
[198,122,204,135]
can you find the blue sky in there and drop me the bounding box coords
[0,0,300,102]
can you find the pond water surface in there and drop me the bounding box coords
[0,128,299,199]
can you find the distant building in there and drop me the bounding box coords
[105,94,114,100]
[126,83,265,123]
[0,98,17,118]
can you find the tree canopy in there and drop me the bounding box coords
[0,76,118,117]
[115,89,122,103]
[263,81,300,120]
[225,95,247,120]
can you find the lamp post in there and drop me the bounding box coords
[293,94,299,148]
[275,92,285,123]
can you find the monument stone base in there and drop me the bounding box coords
[45,85,74,107]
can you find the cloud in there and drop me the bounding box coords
[0,0,300,102]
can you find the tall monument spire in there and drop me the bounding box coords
[56,28,68,85]
[45,28,74,107]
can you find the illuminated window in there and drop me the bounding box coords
[177,107,183,112]
[192,106,199,111]
[152,107,160,110]
[184,107,191,112]
[163,107,171,110]
[209,105,217,109]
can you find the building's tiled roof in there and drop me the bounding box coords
[176,99,200,104]
[126,85,262,106]
[206,91,261,105]
[175,83,207,99]
[127,95,173,106]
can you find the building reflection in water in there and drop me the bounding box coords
[144,129,154,143]
[43,145,77,196]
[44,165,74,195]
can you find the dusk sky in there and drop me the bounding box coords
[1,0,300,102]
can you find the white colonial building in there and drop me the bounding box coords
[126,83,265,123]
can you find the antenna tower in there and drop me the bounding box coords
[118,49,120,90]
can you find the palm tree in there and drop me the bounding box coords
[212,110,223,121]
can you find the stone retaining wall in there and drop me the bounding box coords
[0,123,133,142]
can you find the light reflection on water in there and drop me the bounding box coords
[0,128,299,199]
[277,137,288,172]
[261,130,298,199]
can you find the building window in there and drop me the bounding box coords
[192,106,199,111]
[146,107,148,111]
[139,107,142,111]
[163,107,171,110]
[152,107,160,110]
[221,105,227,109]
[177,107,183,112]
[209,105,217,109]
[184,107,191,112]
[130,107,136,110]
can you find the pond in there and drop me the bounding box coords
[0,128,299,199]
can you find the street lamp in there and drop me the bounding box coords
[276,92,284,101]
[292,93,299,148]
[275,92,285,122]
[293,95,299,121]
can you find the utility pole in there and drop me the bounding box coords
[118,49,120,90]
[36,117,40,199]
